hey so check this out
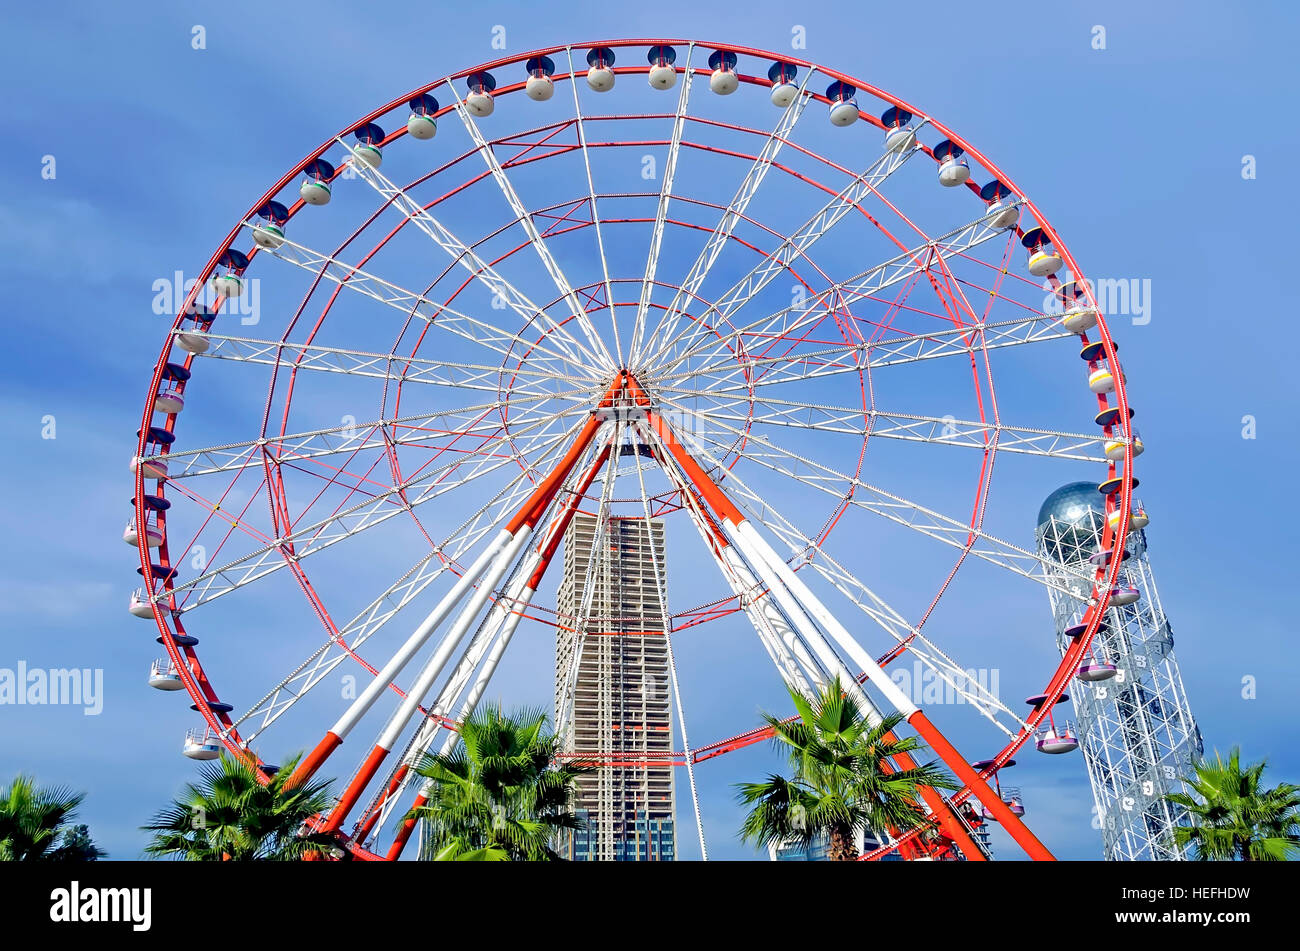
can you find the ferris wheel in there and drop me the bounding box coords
[129,39,1143,861]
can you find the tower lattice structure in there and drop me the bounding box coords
[1036,483,1202,860]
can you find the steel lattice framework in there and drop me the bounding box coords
[1036,487,1202,860]
[129,39,1150,862]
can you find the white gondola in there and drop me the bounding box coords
[300,178,330,204]
[175,326,210,353]
[1104,429,1145,461]
[129,588,155,618]
[299,158,335,206]
[465,72,497,117]
[708,50,739,95]
[154,387,185,414]
[525,74,554,100]
[883,125,913,151]
[881,106,915,150]
[1028,246,1063,276]
[351,122,384,168]
[980,180,1019,229]
[1077,661,1118,682]
[251,201,288,250]
[407,93,439,139]
[210,248,249,299]
[934,141,970,187]
[987,195,1018,228]
[211,273,243,298]
[149,658,185,691]
[1002,787,1026,816]
[938,155,970,186]
[131,455,169,480]
[1023,227,1063,277]
[827,81,859,126]
[768,61,798,106]
[408,112,437,139]
[647,45,678,90]
[586,47,616,91]
[525,56,556,101]
[1088,365,1123,394]
[1109,585,1141,606]
[1108,502,1149,532]
[1061,306,1098,333]
[465,91,494,116]
[252,221,284,249]
[182,729,222,760]
[123,519,164,548]
[352,144,381,168]
[1036,724,1079,754]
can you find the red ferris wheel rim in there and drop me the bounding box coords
[132,38,1137,860]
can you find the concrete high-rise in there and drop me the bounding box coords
[1036,482,1202,860]
[555,512,676,860]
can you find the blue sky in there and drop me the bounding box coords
[1,0,1297,862]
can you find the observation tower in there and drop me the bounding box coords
[1035,483,1202,860]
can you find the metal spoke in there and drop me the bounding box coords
[699,456,1028,736]
[157,384,599,482]
[627,421,708,859]
[651,389,1109,462]
[194,332,595,396]
[649,203,1020,381]
[565,47,622,364]
[628,63,816,367]
[320,150,607,373]
[667,408,1092,601]
[153,409,584,610]
[635,120,931,370]
[232,435,571,739]
[627,45,697,365]
[653,309,1067,402]
[239,222,589,375]
[440,92,616,367]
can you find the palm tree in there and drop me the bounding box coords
[737,677,956,861]
[142,752,335,861]
[0,776,105,861]
[407,704,591,861]
[1168,747,1300,861]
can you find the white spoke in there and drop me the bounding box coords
[233,441,564,740]
[440,94,615,367]
[650,204,1021,382]
[629,63,816,367]
[154,410,583,610]
[652,389,1109,462]
[636,121,931,370]
[627,45,697,363]
[157,385,598,481]
[194,332,594,396]
[627,423,708,860]
[669,410,1091,601]
[565,47,623,365]
[701,457,1028,736]
[240,223,589,374]
[321,150,607,372]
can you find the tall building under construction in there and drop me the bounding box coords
[555,512,676,860]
